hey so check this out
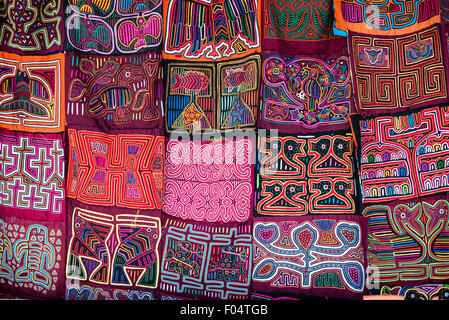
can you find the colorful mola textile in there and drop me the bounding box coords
[164,55,260,133]
[65,0,162,54]
[259,38,352,133]
[379,284,449,300]
[65,201,161,300]
[159,216,252,299]
[363,195,449,286]
[66,128,165,211]
[255,130,359,216]
[66,51,163,130]
[351,105,449,204]
[443,0,449,23]
[163,133,255,223]
[0,52,65,133]
[163,0,261,61]
[252,215,367,300]
[348,24,449,115]
[0,129,66,299]
[0,215,66,299]
[0,0,64,54]
[0,128,65,221]
[333,0,440,36]
[262,0,334,49]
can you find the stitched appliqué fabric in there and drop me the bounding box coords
[163,135,254,223]
[348,25,449,115]
[255,130,358,216]
[66,52,163,129]
[252,215,366,299]
[351,106,449,204]
[65,0,162,54]
[334,0,440,36]
[0,52,65,133]
[159,217,252,299]
[66,128,165,210]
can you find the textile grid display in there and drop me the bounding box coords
[0,0,449,302]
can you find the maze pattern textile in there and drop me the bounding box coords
[164,55,260,133]
[0,129,65,221]
[66,128,165,210]
[163,0,261,61]
[262,0,333,48]
[65,203,161,300]
[351,106,449,204]
[363,196,449,285]
[348,25,449,114]
[259,38,352,133]
[252,215,366,300]
[160,217,252,299]
[163,135,254,223]
[65,0,162,54]
[66,52,163,129]
[0,216,65,298]
[379,284,449,300]
[255,130,358,216]
[333,0,440,36]
[0,52,65,133]
[0,0,64,54]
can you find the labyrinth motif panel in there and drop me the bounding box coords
[0,0,64,54]
[66,52,163,129]
[65,205,161,299]
[164,55,260,133]
[163,0,261,61]
[262,0,333,45]
[66,128,165,210]
[0,216,65,298]
[0,52,65,133]
[163,135,254,223]
[334,0,440,36]
[259,39,352,133]
[255,131,357,216]
[160,217,252,299]
[65,0,162,54]
[351,106,449,203]
[0,129,65,220]
[348,25,449,114]
[252,216,366,299]
[363,197,449,285]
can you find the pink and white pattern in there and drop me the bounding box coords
[163,136,254,223]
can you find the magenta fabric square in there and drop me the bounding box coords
[252,215,367,300]
[163,133,255,223]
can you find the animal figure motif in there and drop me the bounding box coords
[208,245,247,281]
[68,57,159,123]
[13,225,56,290]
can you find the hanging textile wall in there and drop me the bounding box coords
[0,0,449,302]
